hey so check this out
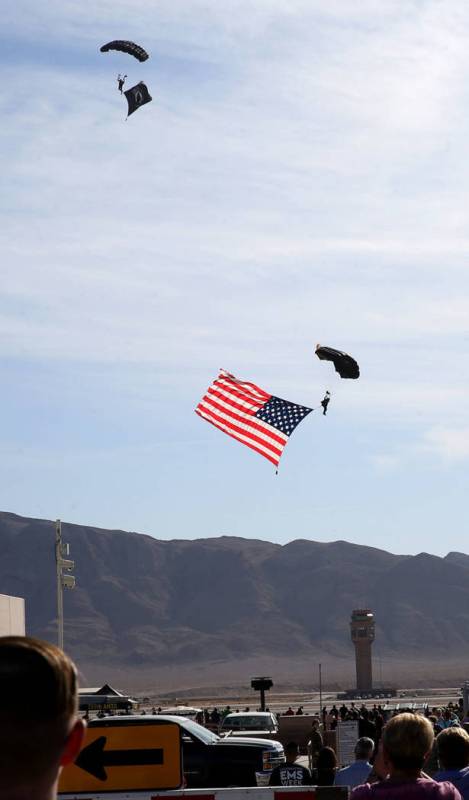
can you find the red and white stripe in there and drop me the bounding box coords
[195,371,288,468]
[151,789,339,800]
[61,788,343,800]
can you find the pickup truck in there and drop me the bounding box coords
[81,714,285,788]
[219,711,279,740]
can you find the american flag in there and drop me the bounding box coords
[195,370,313,468]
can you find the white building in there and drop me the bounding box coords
[0,593,25,636]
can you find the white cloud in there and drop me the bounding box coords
[370,423,469,472]
[4,1,469,554]
[370,453,401,471]
[2,0,469,427]
[421,427,469,462]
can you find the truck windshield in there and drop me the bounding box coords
[222,715,274,731]
[180,718,220,744]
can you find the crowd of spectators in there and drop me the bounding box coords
[2,634,469,800]
[185,697,469,797]
[270,704,469,798]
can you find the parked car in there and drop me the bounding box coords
[85,714,284,787]
[219,711,279,740]
[161,705,203,720]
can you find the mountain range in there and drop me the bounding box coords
[1,510,468,692]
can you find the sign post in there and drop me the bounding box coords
[336,720,359,767]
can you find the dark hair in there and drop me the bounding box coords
[0,636,78,786]
[317,746,337,769]
[355,737,374,759]
[437,728,469,770]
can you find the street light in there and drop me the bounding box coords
[55,520,76,650]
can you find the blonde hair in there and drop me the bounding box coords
[383,713,434,770]
[437,727,469,769]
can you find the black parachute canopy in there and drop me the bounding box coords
[315,344,360,379]
[100,40,149,62]
[124,81,152,117]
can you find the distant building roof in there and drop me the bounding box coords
[78,684,123,697]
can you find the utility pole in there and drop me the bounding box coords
[319,663,323,717]
[55,519,76,650]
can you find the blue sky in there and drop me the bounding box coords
[1,1,469,556]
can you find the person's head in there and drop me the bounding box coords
[285,742,299,762]
[0,636,85,799]
[437,727,469,770]
[355,737,374,761]
[317,746,337,770]
[311,719,319,730]
[382,713,434,776]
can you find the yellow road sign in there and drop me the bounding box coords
[59,721,182,794]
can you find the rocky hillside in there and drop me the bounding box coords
[1,511,467,689]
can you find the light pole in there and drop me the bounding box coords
[319,663,322,717]
[55,519,76,650]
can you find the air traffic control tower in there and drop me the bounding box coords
[350,609,375,694]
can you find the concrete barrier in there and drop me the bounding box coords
[60,784,349,800]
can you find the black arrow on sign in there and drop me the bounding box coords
[75,736,164,781]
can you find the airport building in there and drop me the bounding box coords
[0,592,25,636]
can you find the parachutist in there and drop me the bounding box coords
[117,74,127,93]
[321,391,331,416]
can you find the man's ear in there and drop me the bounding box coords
[61,718,86,766]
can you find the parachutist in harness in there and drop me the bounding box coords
[321,391,331,416]
[117,74,127,93]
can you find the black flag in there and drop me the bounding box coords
[124,81,152,117]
